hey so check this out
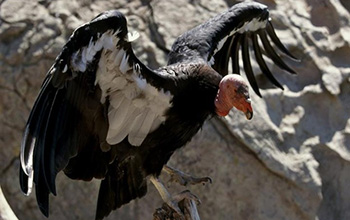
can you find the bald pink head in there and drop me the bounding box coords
[215,74,253,120]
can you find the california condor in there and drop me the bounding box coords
[19,2,297,219]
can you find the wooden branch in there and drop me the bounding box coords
[153,198,200,220]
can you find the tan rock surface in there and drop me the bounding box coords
[0,0,349,219]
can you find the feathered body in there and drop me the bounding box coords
[19,2,297,219]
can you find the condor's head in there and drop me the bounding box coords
[215,74,253,120]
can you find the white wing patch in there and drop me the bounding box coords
[69,29,171,146]
[71,30,121,72]
[237,17,267,34]
[212,18,267,59]
[126,31,140,42]
[95,39,172,147]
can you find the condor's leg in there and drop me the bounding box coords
[162,165,212,186]
[150,176,201,220]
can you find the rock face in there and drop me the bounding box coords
[0,0,349,219]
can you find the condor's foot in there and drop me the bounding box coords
[150,176,201,220]
[163,165,212,186]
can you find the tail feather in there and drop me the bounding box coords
[63,137,109,181]
[95,158,148,220]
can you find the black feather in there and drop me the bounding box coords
[241,33,262,97]
[32,84,56,216]
[213,35,233,76]
[231,34,243,75]
[42,89,63,195]
[20,75,51,175]
[20,75,52,198]
[266,21,298,60]
[96,156,147,220]
[252,33,284,90]
[258,29,296,74]
[35,176,50,217]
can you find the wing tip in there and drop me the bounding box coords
[258,29,298,75]
[256,89,262,98]
[35,186,50,218]
[48,180,57,196]
[39,204,49,218]
[266,21,300,62]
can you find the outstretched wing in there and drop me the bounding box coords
[168,2,297,97]
[19,10,175,217]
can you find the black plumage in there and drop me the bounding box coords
[19,2,297,219]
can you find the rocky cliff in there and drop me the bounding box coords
[1,0,349,219]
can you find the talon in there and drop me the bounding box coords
[173,190,201,206]
[168,201,183,217]
[201,176,212,185]
[150,176,202,219]
[150,176,184,216]
[163,165,212,186]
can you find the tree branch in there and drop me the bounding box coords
[153,198,200,220]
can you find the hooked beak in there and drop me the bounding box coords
[245,110,253,120]
[244,98,253,120]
